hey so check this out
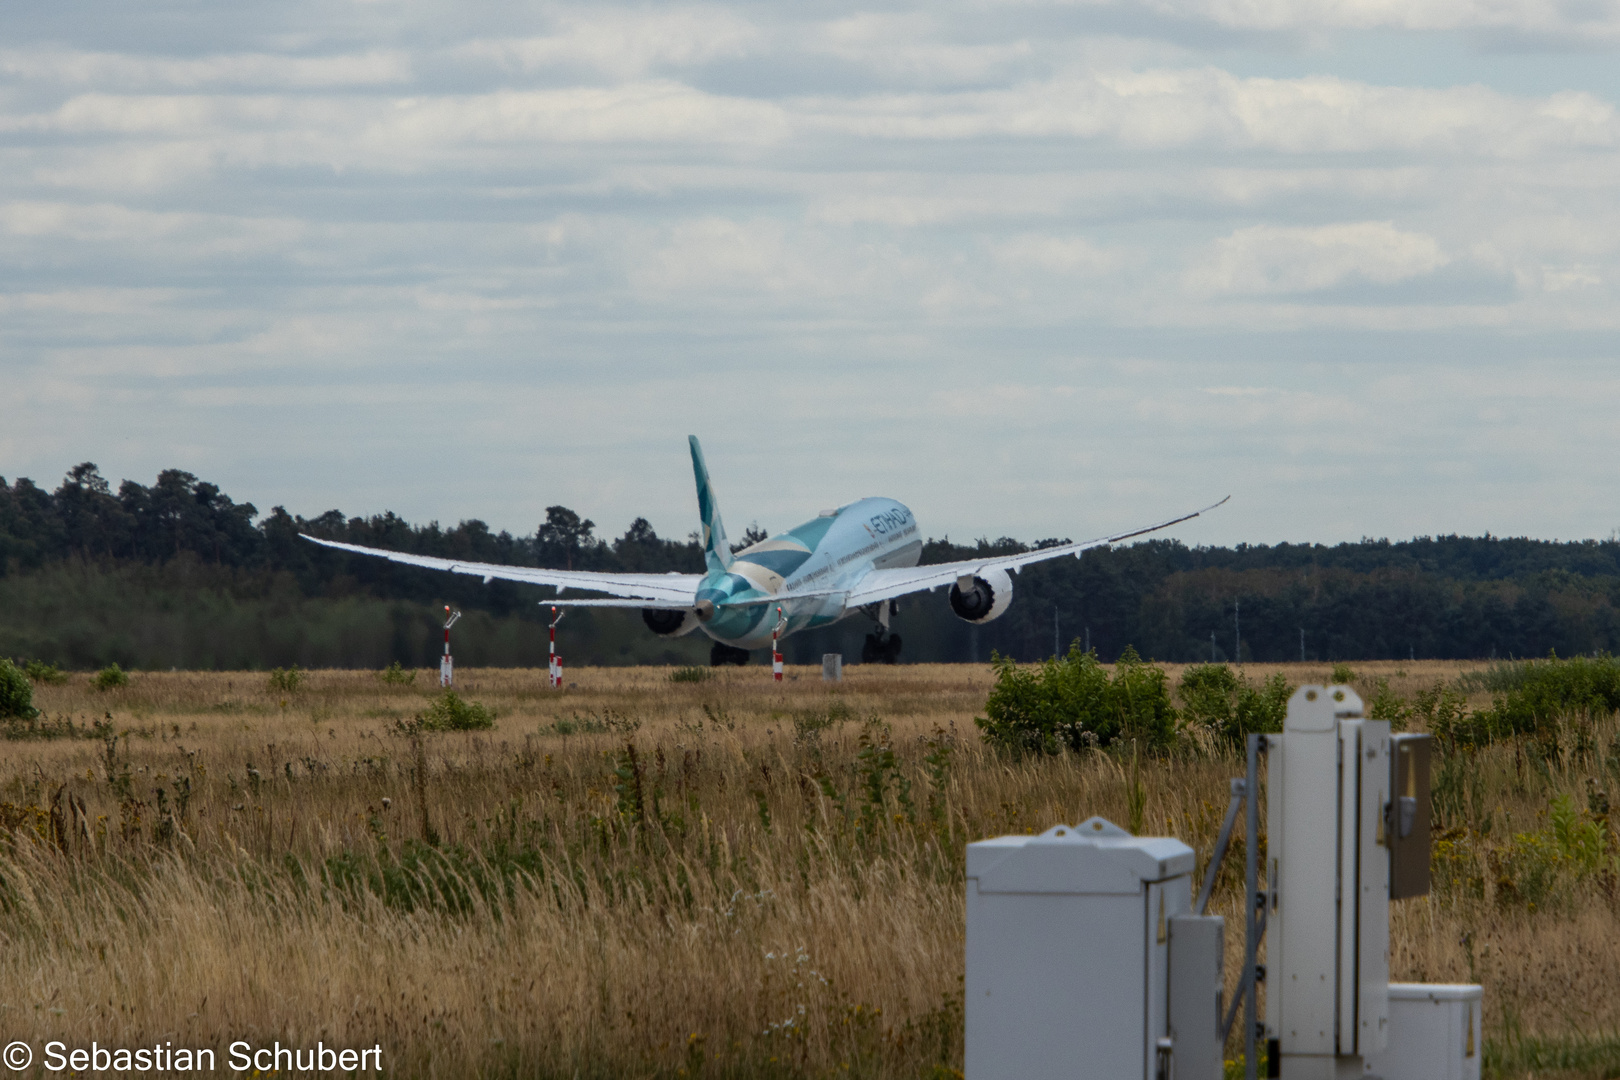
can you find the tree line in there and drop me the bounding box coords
[5,463,1620,669]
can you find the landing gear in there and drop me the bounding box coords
[709,642,751,667]
[862,632,902,665]
[859,598,903,664]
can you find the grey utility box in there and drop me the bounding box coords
[1169,915,1225,1080]
[965,816,1205,1080]
[1365,984,1482,1080]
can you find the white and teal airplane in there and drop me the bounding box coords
[305,437,1226,665]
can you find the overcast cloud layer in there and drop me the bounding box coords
[4,0,1619,547]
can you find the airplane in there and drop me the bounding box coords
[304,437,1227,666]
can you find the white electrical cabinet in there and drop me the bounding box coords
[1266,686,1391,1078]
[965,816,1200,1080]
[1365,984,1483,1080]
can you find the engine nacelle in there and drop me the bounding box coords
[642,607,700,637]
[948,567,1013,625]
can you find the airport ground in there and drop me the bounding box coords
[1,662,1617,1078]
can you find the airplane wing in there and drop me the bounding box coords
[837,496,1229,608]
[301,535,702,605]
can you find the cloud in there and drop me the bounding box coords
[1188,221,1451,295]
[799,70,1619,157]
[1138,0,1620,38]
[455,9,764,80]
[992,233,1120,275]
[0,48,412,90]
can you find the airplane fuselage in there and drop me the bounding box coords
[696,497,920,649]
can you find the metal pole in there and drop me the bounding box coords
[772,605,784,682]
[548,606,564,688]
[1196,778,1246,915]
[1235,600,1241,665]
[1245,733,1263,1080]
[441,606,461,687]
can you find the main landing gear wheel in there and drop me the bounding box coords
[862,633,902,665]
[709,642,751,667]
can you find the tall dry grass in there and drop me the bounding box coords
[1,662,1617,1078]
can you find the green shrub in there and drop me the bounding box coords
[268,666,306,693]
[1178,663,1240,733]
[1367,677,1411,731]
[1473,655,1620,740]
[23,659,67,684]
[1,658,40,719]
[1235,672,1292,738]
[976,645,1176,754]
[1414,683,1480,749]
[93,663,129,691]
[378,661,416,686]
[418,690,495,731]
[670,666,711,684]
[1330,663,1356,685]
[1178,664,1292,747]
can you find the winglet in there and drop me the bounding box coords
[689,436,732,574]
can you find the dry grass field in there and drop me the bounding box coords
[2,660,1618,1078]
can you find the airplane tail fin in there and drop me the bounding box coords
[689,436,732,574]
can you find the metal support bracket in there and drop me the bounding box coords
[1188,737,1270,1080]
[1196,777,1247,915]
[1244,733,1269,1080]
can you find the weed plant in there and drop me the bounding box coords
[267,665,306,693]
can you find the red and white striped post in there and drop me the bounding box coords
[440,606,462,687]
[548,606,564,688]
[772,605,785,682]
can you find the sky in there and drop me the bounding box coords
[3,0,1620,549]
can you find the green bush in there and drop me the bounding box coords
[1367,677,1411,731]
[1330,663,1356,685]
[93,663,129,691]
[1473,655,1620,740]
[1,658,40,719]
[23,659,67,684]
[268,666,306,693]
[976,645,1176,754]
[1179,664,1291,747]
[670,666,711,684]
[417,690,495,731]
[378,661,416,686]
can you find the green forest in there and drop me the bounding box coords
[6,462,1620,669]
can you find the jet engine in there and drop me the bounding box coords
[642,607,700,637]
[948,567,1013,624]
